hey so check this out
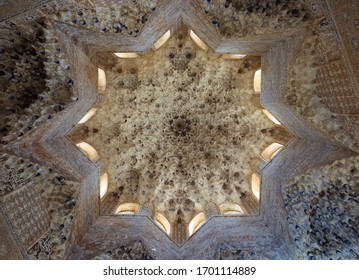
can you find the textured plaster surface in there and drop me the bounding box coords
[0,152,79,259]
[199,0,312,38]
[284,155,359,260]
[0,0,358,260]
[68,31,284,225]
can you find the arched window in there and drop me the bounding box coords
[114,52,138,58]
[154,213,171,235]
[78,108,97,124]
[190,30,208,51]
[115,203,140,215]
[251,173,260,200]
[219,203,244,215]
[188,212,206,236]
[100,173,108,199]
[153,30,171,49]
[261,142,283,161]
[76,142,99,161]
[262,109,281,125]
[254,69,261,93]
[98,68,106,92]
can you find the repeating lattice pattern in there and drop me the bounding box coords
[1,186,50,248]
[316,61,359,115]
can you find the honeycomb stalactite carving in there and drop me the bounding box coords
[199,0,312,38]
[162,110,199,145]
[283,155,359,260]
[53,0,158,37]
[0,16,75,149]
[0,0,358,260]
[73,28,284,229]
[92,240,153,260]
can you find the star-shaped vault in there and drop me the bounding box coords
[67,21,293,245]
[13,0,355,259]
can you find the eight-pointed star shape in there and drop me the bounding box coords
[67,22,284,242]
[14,0,354,259]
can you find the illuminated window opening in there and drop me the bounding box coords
[115,203,140,215]
[76,142,99,161]
[254,69,261,93]
[153,30,171,49]
[219,203,244,215]
[188,212,206,236]
[190,30,208,51]
[251,173,260,200]
[98,68,106,92]
[78,108,97,124]
[114,52,138,58]
[100,173,108,199]
[271,146,282,158]
[261,143,283,161]
[154,213,171,235]
[262,109,281,125]
[222,54,246,59]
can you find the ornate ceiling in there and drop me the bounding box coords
[0,0,358,260]
[67,25,284,232]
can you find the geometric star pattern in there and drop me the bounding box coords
[1,0,357,259]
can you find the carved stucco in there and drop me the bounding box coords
[67,29,282,228]
[0,0,358,259]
